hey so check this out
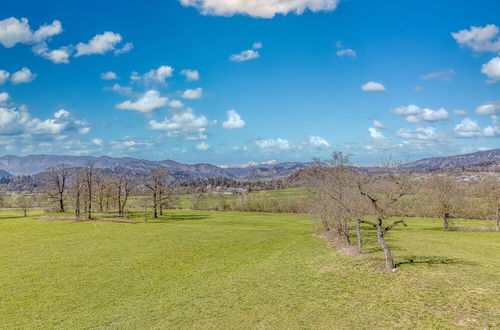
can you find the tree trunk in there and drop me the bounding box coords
[496,207,499,232]
[59,194,64,213]
[376,221,394,271]
[355,220,363,253]
[443,213,450,231]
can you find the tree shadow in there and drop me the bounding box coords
[395,255,475,268]
[147,214,210,223]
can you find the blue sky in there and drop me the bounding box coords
[0,0,499,165]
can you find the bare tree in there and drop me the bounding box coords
[16,193,32,217]
[355,163,413,271]
[94,171,111,214]
[144,168,170,218]
[84,160,95,219]
[72,170,85,219]
[114,170,136,217]
[43,164,71,213]
[482,176,500,231]
[427,174,464,231]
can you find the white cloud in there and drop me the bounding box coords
[453,109,467,116]
[181,69,200,81]
[148,108,210,140]
[32,43,72,64]
[372,120,385,128]
[110,138,154,151]
[255,138,290,151]
[476,101,500,115]
[168,100,184,108]
[0,70,10,85]
[179,0,340,18]
[393,105,448,123]
[307,135,330,148]
[420,69,455,81]
[368,127,387,140]
[101,71,118,80]
[114,42,133,55]
[230,49,260,62]
[196,142,210,150]
[54,109,69,118]
[0,17,62,48]
[132,65,174,85]
[91,138,103,146]
[452,24,500,52]
[454,118,483,138]
[253,41,263,49]
[0,92,10,104]
[222,109,245,129]
[75,31,123,56]
[182,87,203,99]
[395,127,443,141]
[116,90,168,114]
[361,81,386,92]
[336,48,356,57]
[10,67,36,84]
[481,57,500,83]
[105,83,133,95]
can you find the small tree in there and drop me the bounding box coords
[72,170,85,219]
[84,160,95,220]
[427,174,464,230]
[482,176,500,231]
[43,164,71,213]
[114,170,136,217]
[17,193,32,217]
[144,168,170,218]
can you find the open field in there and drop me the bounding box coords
[0,209,499,329]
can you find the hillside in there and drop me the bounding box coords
[404,148,500,170]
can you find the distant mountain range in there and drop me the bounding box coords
[0,148,498,179]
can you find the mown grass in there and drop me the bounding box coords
[0,209,499,329]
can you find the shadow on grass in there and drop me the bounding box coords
[395,255,475,268]
[147,214,210,223]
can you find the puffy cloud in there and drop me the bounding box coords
[361,81,386,92]
[75,31,123,56]
[222,109,245,129]
[452,24,500,52]
[181,69,200,82]
[0,70,10,85]
[54,109,69,118]
[10,67,36,84]
[179,0,340,18]
[306,135,330,148]
[0,92,10,104]
[105,83,133,95]
[476,101,500,115]
[182,87,203,99]
[131,65,174,85]
[168,100,184,108]
[148,108,210,140]
[393,105,448,123]
[372,120,385,128]
[116,90,168,114]
[395,127,443,141]
[230,49,260,62]
[32,43,71,64]
[253,41,263,49]
[336,48,356,57]
[114,42,133,55]
[91,138,103,146]
[101,71,118,80]
[255,138,290,151]
[110,138,154,151]
[454,118,483,138]
[420,68,455,81]
[481,57,500,83]
[368,127,387,140]
[196,142,210,150]
[0,17,62,48]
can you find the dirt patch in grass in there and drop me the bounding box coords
[36,216,142,224]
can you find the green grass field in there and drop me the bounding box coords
[0,209,499,329]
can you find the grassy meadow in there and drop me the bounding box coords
[0,208,499,329]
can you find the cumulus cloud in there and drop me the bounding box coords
[101,71,118,80]
[131,65,174,85]
[476,101,500,115]
[169,100,184,108]
[10,67,36,84]
[32,43,72,64]
[222,109,245,129]
[452,24,500,52]
[0,17,62,48]
[454,118,483,138]
[368,127,387,140]
[361,81,386,92]
[196,142,210,150]
[0,70,10,85]
[306,135,330,148]
[182,87,203,99]
[114,42,133,55]
[372,120,385,128]
[255,138,290,151]
[181,69,200,82]
[148,108,210,140]
[420,68,455,81]
[393,105,448,123]
[453,109,467,116]
[230,49,260,62]
[75,31,123,56]
[481,57,500,83]
[0,92,10,104]
[91,138,103,146]
[336,41,356,57]
[104,83,133,95]
[179,0,340,18]
[116,90,168,114]
[395,127,443,141]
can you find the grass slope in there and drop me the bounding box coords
[0,209,499,329]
